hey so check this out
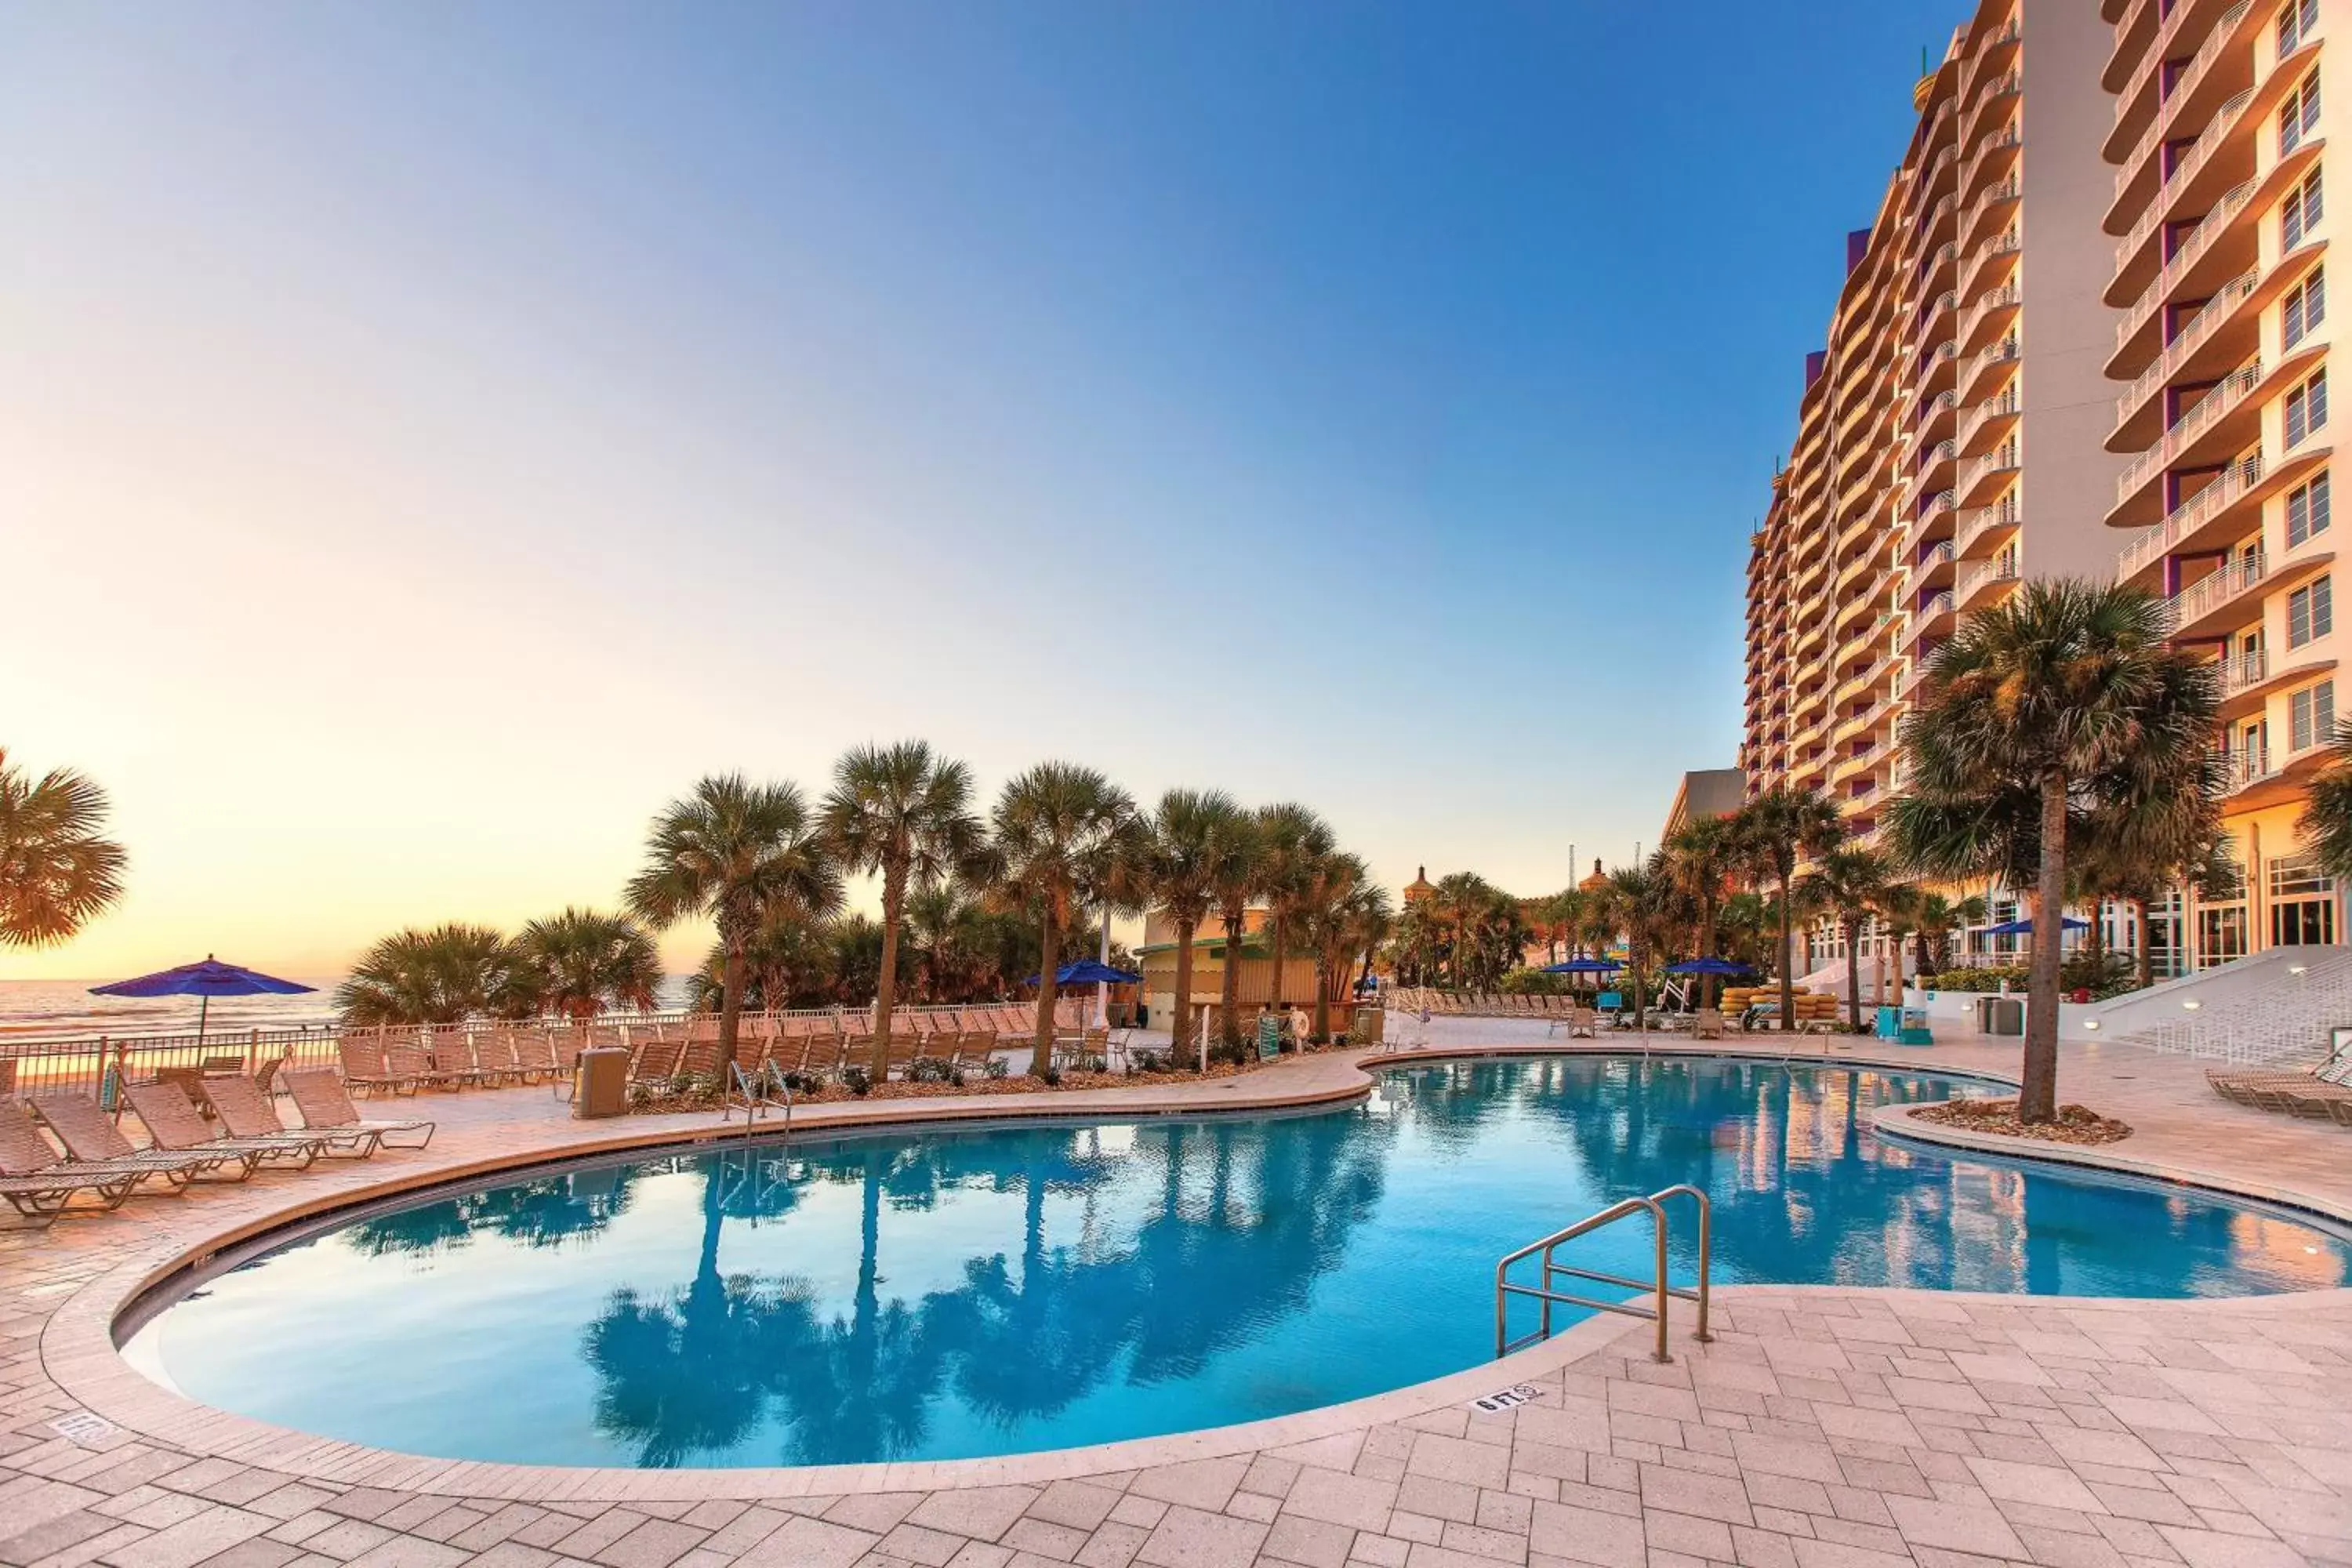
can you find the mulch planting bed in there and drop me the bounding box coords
[1911,1097,2133,1145]
[624,1058,1256,1115]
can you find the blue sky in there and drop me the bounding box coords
[2,0,1960,973]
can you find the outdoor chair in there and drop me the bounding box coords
[283,1069,435,1148]
[337,1034,416,1097]
[426,1032,494,1088]
[31,1094,221,1189]
[630,1031,688,1083]
[202,1073,365,1160]
[123,1080,311,1176]
[0,1101,153,1223]
[2206,1056,2352,1117]
[1692,1007,1727,1040]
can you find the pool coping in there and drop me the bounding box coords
[39,1037,2352,1502]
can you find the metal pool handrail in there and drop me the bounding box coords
[1493,1185,1713,1364]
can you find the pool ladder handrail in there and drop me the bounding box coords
[725,1059,793,1137]
[1493,1185,1712,1364]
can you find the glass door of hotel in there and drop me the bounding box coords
[2267,852,2338,946]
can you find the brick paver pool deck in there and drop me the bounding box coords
[4,1033,2349,1568]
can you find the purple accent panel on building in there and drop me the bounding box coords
[1806,350,1828,388]
[1848,229,1872,271]
[2163,554,2183,597]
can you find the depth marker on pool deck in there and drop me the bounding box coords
[1469,1384,1540,1414]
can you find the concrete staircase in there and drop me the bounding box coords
[2105,946,2352,1065]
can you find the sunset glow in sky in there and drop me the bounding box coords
[5,0,1961,978]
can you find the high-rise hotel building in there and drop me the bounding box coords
[2100,0,2344,962]
[1743,3,2128,855]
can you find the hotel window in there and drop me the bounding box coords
[2287,368,2329,447]
[2281,0,2320,54]
[2285,267,2325,348]
[2290,575,2334,647]
[2283,71,2322,156]
[2292,679,2337,750]
[2285,169,2325,249]
[2288,472,2332,546]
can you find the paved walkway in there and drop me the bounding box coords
[4,1036,2350,1568]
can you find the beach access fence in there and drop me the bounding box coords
[0,1002,1040,1104]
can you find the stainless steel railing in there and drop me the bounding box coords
[1494,1185,1712,1364]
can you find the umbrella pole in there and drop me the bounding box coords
[197,994,209,1046]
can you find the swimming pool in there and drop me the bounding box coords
[123,1057,2352,1469]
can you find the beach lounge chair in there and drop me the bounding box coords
[31,1095,222,1189]
[284,1069,436,1148]
[123,1080,308,1176]
[878,1029,923,1080]
[338,1033,416,1097]
[201,1074,359,1160]
[0,1101,151,1223]
[283,1072,437,1147]
[1692,1007,1727,1040]
[427,1032,495,1089]
[2207,1063,2352,1116]
[630,1029,688,1083]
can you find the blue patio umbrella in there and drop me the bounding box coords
[1542,957,1621,973]
[1981,916,2090,937]
[89,955,315,1043]
[1026,960,1143,988]
[1664,957,1753,975]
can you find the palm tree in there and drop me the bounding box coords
[1895,579,2217,1121]
[338,924,530,1025]
[991,764,1142,1077]
[1797,848,1893,1031]
[1730,786,1846,1030]
[1294,854,1392,1043]
[1599,859,1673,1031]
[1205,809,1265,1047]
[1130,789,1244,1062]
[0,748,129,949]
[820,742,986,1077]
[626,776,841,1077]
[2299,720,2352,893]
[514,908,664,1021]
[1661,816,1740,1007]
[1255,804,1337,1010]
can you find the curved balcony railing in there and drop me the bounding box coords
[2114,360,2262,504]
[2161,550,2267,633]
[2218,647,2269,696]
[2115,88,2255,271]
[2117,180,2258,350]
[1958,556,2021,602]
[2115,270,2259,428]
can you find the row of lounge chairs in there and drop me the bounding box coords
[2207,1051,2352,1123]
[337,1002,1107,1098]
[0,1071,433,1226]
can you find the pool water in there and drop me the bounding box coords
[125,1058,2352,1468]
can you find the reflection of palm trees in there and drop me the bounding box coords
[345,1167,642,1258]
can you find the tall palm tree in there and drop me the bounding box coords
[2299,720,2352,892]
[1296,853,1392,1043]
[1254,804,1337,1010]
[1130,789,1244,1062]
[1730,786,1846,1030]
[514,908,664,1021]
[626,775,841,1076]
[0,748,129,949]
[1797,848,1893,1031]
[338,924,531,1025]
[991,764,1142,1077]
[1205,809,1265,1047]
[1661,816,1740,1007]
[820,742,986,1076]
[1896,579,2216,1121]
[1599,859,1673,1031]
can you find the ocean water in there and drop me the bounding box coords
[128,1057,2352,1469]
[0,978,346,1039]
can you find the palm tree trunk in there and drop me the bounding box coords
[1029,907,1060,1079]
[1632,937,1648,1032]
[1700,899,1719,1009]
[1218,906,1246,1047]
[2020,771,2069,1123]
[1777,871,1797,1032]
[1171,916,1199,1071]
[871,859,907,1078]
[717,938,746,1078]
[1269,916,1288,1011]
[2131,897,2153,990]
[1845,920,1864,1032]
[1312,953,1333,1044]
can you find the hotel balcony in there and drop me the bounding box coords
[1969,16,2020,88]
[2215,648,2339,722]
[1911,437,1958,503]
[1956,441,2020,508]
[1962,174,2020,254]
[2220,732,2335,808]
[1961,126,2023,212]
[1917,239,1961,303]
[1957,280,2019,355]
[2104,0,2251,169]
[1915,388,1961,448]
[2108,179,2260,377]
[1909,590,1958,649]
[2109,270,2260,448]
[1964,70,2020,143]
[1957,488,2016,557]
[2107,360,2264,530]
[2107,1,2258,240]
[1957,555,2020,611]
[1918,337,1961,400]
[1960,336,2019,403]
[1958,384,2021,458]
[1915,538,1958,592]
[2103,0,2157,95]
[2109,85,2256,299]
[2159,550,2269,641]
[1959,229,2021,308]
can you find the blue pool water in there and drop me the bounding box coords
[125,1058,2352,1468]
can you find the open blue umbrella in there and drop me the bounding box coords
[89,955,315,1042]
[1542,957,1621,973]
[1026,960,1142,988]
[1981,916,2089,937]
[1665,957,1752,975]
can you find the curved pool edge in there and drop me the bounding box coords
[41,1037,2352,1501]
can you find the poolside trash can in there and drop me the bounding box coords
[1875,1005,1904,1040]
[575,1047,630,1119]
[1897,1008,1933,1046]
[1974,996,2024,1036]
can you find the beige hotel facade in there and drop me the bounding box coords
[1740,0,2352,975]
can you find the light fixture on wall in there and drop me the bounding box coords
[2183,999,2203,1011]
